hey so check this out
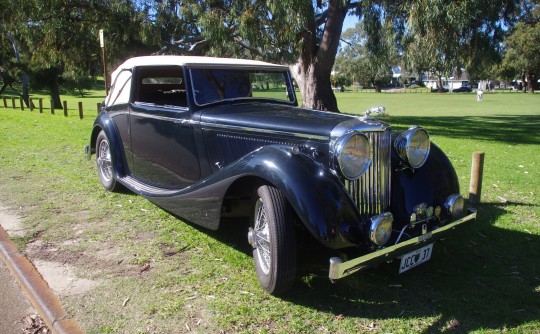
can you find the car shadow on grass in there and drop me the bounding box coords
[279,202,540,333]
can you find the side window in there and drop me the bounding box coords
[133,66,187,108]
[105,69,132,107]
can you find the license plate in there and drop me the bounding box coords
[399,244,433,273]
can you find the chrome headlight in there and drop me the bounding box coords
[444,194,465,219]
[334,133,372,180]
[394,126,430,168]
[369,212,393,246]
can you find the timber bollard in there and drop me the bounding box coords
[39,98,43,113]
[469,151,485,205]
[2,97,7,108]
[78,102,83,119]
[20,98,24,111]
[63,101,68,117]
[29,98,33,111]
[50,100,54,115]
[12,97,16,109]
[97,103,101,114]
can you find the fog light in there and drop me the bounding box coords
[434,206,442,217]
[444,194,465,219]
[369,212,393,246]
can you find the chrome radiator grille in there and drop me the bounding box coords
[345,129,392,216]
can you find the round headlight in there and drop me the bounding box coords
[334,133,372,180]
[444,194,465,219]
[369,212,393,246]
[395,126,430,168]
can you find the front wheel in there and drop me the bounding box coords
[96,130,121,191]
[248,185,296,295]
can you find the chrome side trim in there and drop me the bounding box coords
[329,208,477,280]
[200,122,329,141]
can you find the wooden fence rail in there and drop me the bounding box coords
[0,97,102,119]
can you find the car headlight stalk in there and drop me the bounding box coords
[394,126,431,169]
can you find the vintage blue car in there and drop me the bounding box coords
[86,56,476,295]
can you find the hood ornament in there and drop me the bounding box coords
[364,106,385,117]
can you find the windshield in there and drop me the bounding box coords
[189,68,296,106]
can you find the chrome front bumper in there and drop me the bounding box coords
[329,208,477,281]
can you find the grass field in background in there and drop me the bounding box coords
[0,89,539,333]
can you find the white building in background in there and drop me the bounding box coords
[422,68,470,91]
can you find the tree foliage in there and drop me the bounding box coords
[401,0,516,91]
[336,22,396,91]
[499,4,540,92]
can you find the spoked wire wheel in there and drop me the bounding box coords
[249,185,296,295]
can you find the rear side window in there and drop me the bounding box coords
[106,69,132,107]
[133,66,187,108]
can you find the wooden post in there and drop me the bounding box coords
[12,97,16,109]
[50,100,54,115]
[20,98,24,111]
[29,98,33,111]
[78,101,83,119]
[469,151,485,205]
[39,98,43,113]
[2,97,7,108]
[63,101,68,117]
[97,103,101,114]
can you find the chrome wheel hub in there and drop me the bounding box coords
[250,198,271,275]
[98,140,113,182]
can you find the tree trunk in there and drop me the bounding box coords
[292,0,347,112]
[50,71,62,109]
[521,71,527,93]
[437,75,444,92]
[526,68,534,93]
[8,31,30,106]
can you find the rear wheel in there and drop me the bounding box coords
[248,185,296,295]
[96,131,121,191]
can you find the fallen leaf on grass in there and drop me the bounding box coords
[446,319,460,330]
[139,262,150,273]
[360,322,379,331]
[497,196,509,203]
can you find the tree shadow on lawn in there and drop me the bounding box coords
[283,202,540,333]
[370,114,540,145]
[208,202,539,332]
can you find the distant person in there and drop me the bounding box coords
[477,89,483,102]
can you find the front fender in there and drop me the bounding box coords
[149,145,361,249]
[390,142,460,224]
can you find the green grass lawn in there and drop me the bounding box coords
[0,90,539,333]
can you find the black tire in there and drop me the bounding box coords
[249,185,296,295]
[95,130,121,191]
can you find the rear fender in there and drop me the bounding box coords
[89,113,128,179]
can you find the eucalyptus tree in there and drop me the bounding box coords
[500,5,540,92]
[401,0,516,91]
[150,0,410,112]
[336,22,396,92]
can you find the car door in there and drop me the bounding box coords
[129,65,200,189]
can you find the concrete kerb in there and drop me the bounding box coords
[0,227,83,334]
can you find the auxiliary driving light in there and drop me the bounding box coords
[444,194,465,219]
[369,212,393,246]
